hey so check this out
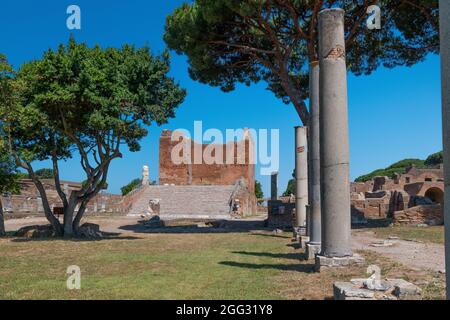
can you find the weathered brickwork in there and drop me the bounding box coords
[2,129,258,219]
[351,165,444,225]
[159,130,255,194]
[2,180,124,218]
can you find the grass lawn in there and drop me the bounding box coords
[0,231,445,300]
[364,225,445,245]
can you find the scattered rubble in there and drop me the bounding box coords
[334,278,422,300]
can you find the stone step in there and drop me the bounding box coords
[127,185,237,218]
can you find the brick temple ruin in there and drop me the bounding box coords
[351,164,444,225]
[1,129,257,220]
[266,164,445,229]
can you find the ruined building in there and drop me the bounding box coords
[351,165,444,225]
[126,129,257,219]
[2,129,257,220]
[265,164,445,229]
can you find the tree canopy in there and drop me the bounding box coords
[0,147,20,236]
[424,151,443,166]
[0,39,186,237]
[255,180,264,203]
[121,178,143,196]
[0,54,20,235]
[165,0,439,125]
[355,151,444,182]
[283,170,296,197]
[0,54,20,196]
[33,168,55,180]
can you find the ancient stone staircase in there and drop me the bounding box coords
[126,185,236,219]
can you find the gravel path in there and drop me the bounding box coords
[352,230,445,273]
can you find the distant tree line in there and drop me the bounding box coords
[355,151,444,182]
[282,151,444,195]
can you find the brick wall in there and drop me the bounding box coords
[159,130,255,193]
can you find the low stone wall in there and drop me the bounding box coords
[266,200,295,229]
[2,191,127,219]
[393,204,443,226]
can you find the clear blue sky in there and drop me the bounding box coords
[0,0,443,197]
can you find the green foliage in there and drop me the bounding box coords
[0,39,186,234]
[0,54,20,195]
[355,152,443,183]
[0,149,20,195]
[121,178,142,196]
[387,159,425,169]
[33,168,54,179]
[283,179,296,197]
[282,170,296,197]
[425,151,443,166]
[165,0,439,124]
[255,180,264,204]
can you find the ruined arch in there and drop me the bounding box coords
[424,187,444,205]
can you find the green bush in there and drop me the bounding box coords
[121,178,142,196]
[355,152,443,183]
[424,151,443,167]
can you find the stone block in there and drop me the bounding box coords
[315,254,365,272]
[305,243,321,260]
[333,282,375,300]
[299,236,310,249]
[334,278,422,300]
[390,279,422,300]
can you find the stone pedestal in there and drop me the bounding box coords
[315,254,365,273]
[317,8,353,268]
[305,243,321,260]
[439,0,450,300]
[299,236,310,249]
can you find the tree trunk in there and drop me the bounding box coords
[0,199,5,237]
[63,198,78,238]
[34,182,63,236]
[72,201,87,236]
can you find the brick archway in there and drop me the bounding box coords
[424,187,444,205]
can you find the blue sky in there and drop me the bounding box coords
[0,0,443,197]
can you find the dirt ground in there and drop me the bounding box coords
[352,230,445,273]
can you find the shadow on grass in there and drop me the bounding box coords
[232,251,302,261]
[286,243,302,250]
[119,220,270,234]
[352,219,393,230]
[250,233,292,240]
[219,261,315,273]
[10,233,141,243]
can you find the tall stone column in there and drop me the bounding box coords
[315,9,363,271]
[295,126,308,229]
[439,0,450,300]
[271,172,278,201]
[306,61,322,260]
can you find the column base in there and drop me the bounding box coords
[315,254,365,272]
[305,243,321,260]
[299,236,310,249]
